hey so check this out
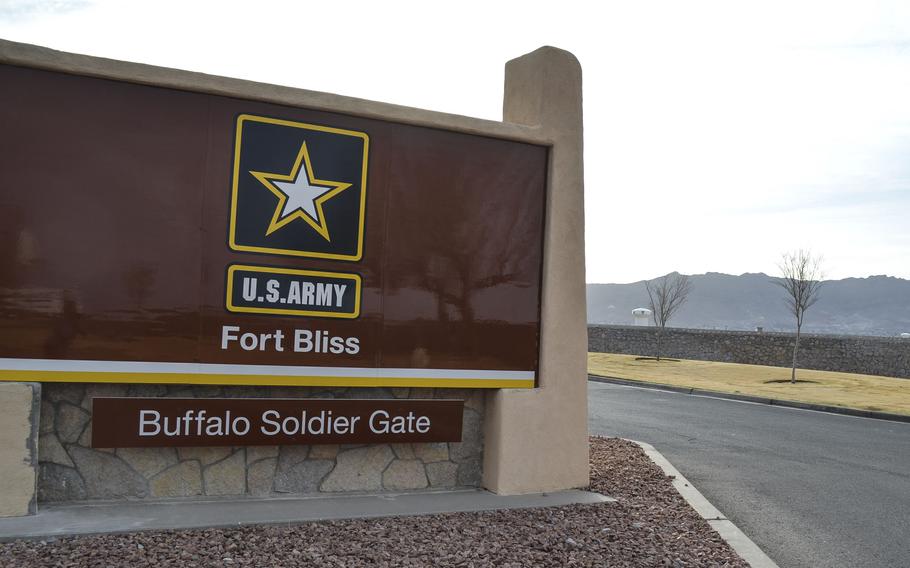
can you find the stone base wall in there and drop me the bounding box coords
[38,383,483,503]
[588,325,910,379]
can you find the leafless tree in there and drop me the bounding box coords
[645,273,692,361]
[776,250,824,383]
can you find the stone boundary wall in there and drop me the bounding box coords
[588,325,910,379]
[38,384,482,503]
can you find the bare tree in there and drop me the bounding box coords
[645,273,692,361]
[776,250,824,383]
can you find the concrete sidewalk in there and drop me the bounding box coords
[0,489,612,541]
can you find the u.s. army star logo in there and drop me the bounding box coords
[250,142,351,240]
[229,114,369,261]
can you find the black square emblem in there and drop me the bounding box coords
[229,114,369,261]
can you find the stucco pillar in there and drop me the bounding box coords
[0,382,40,517]
[482,47,589,494]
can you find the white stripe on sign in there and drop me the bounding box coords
[0,358,534,381]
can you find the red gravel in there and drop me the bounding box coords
[0,438,749,567]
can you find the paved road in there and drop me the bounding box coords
[588,381,910,568]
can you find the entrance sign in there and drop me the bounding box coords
[91,398,464,447]
[0,40,589,504]
[0,64,547,388]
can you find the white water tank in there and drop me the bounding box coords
[632,308,652,326]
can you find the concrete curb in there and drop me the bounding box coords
[589,375,910,424]
[630,440,779,568]
[0,489,612,541]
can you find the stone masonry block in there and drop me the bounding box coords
[450,408,482,462]
[247,457,277,496]
[177,446,232,466]
[117,447,178,478]
[150,461,203,498]
[56,402,89,444]
[413,442,449,464]
[38,462,86,502]
[38,433,73,468]
[204,450,246,495]
[68,446,148,499]
[426,461,458,488]
[274,459,334,494]
[382,459,428,491]
[321,445,393,492]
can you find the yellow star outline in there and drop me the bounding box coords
[249,142,351,241]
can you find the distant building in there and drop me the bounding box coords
[900,333,910,339]
[632,308,652,326]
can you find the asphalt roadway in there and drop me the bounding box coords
[588,380,910,568]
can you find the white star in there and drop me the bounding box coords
[273,171,335,224]
[249,142,351,241]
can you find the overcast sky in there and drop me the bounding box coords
[2,0,908,283]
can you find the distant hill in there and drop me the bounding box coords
[587,272,910,337]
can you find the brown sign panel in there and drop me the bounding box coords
[0,64,547,388]
[91,398,464,448]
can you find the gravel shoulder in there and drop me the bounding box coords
[0,438,748,567]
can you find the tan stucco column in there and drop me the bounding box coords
[0,382,40,517]
[482,47,589,494]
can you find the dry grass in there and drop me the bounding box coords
[588,352,910,416]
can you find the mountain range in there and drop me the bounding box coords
[587,272,910,337]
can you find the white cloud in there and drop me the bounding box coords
[0,0,90,21]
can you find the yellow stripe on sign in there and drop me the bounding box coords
[0,370,534,389]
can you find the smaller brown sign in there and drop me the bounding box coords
[91,398,464,448]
